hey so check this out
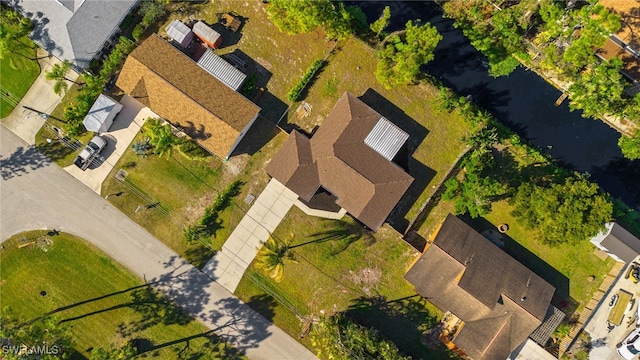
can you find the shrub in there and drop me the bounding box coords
[287,59,324,102]
[132,23,145,42]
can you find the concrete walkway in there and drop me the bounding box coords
[1,48,79,144]
[203,179,298,292]
[63,95,154,194]
[0,125,316,360]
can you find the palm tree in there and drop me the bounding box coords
[255,236,297,282]
[146,118,181,158]
[45,60,75,95]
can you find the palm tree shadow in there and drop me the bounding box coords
[294,219,376,256]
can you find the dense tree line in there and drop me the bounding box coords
[441,0,640,158]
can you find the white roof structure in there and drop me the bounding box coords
[12,0,136,71]
[165,20,193,48]
[364,117,409,161]
[83,94,123,133]
[193,21,221,47]
[196,49,247,91]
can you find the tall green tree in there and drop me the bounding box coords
[511,173,613,245]
[146,118,181,158]
[443,146,505,218]
[568,58,625,118]
[0,7,33,59]
[255,236,297,282]
[618,131,640,160]
[45,60,77,95]
[370,6,391,38]
[0,307,73,360]
[139,0,166,26]
[266,0,353,40]
[375,20,442,89]
[310,315,409,360]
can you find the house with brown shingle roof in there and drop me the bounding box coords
[265,92,414,231]
[116,35,260,160]
[598,0,640,84]
[405,214,556,360]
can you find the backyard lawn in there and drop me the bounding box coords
[159,0,335,123]
[0,231,243,359]
[0,36,39,118]
[235,207,455,359]
[414,136,616,315]
[284,37,473,232]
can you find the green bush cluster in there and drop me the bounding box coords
[63,37,135,137]
[184,181,243,245]
[287,59,323,102]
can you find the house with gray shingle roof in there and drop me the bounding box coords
[12,0,137,71]
[405,214,556,360]
[590,222,640,263]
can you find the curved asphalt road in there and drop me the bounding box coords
[0,125,316,360]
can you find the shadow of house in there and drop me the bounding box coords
[266,91,417,232]
[228,116,282,157]
[405,214,558,360]
[358,89,433,234]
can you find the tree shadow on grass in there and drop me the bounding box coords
[183,244,215,270]
[136,329,245,359]
[295,218,376,255]
[346,295,458,360]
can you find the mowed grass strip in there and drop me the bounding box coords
[0,38,39,118]
[0,231,244,359]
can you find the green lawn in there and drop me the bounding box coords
[101,118,287,268]
[484,200,615,313]
[284,37,474,230]
[235,207,454,358]
[0,37,39,118]
[0,231,243,359]
[159,0,334,122]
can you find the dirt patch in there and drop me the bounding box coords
[183,190,219,223]
[346,267,382,296]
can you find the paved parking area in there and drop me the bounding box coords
[203,179,298,292]
[584,260,640,360]
[64,95,155,194]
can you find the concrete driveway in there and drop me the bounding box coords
[0,125,317,360]
[64,95,154,194]
[584,260,640,360]
[203,179,298,292]
[1,48,79,144]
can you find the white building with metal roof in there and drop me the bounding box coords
[196,49,247,91]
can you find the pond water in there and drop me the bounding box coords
[354,1,640,210]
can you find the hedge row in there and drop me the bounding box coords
[287,59,323,102]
